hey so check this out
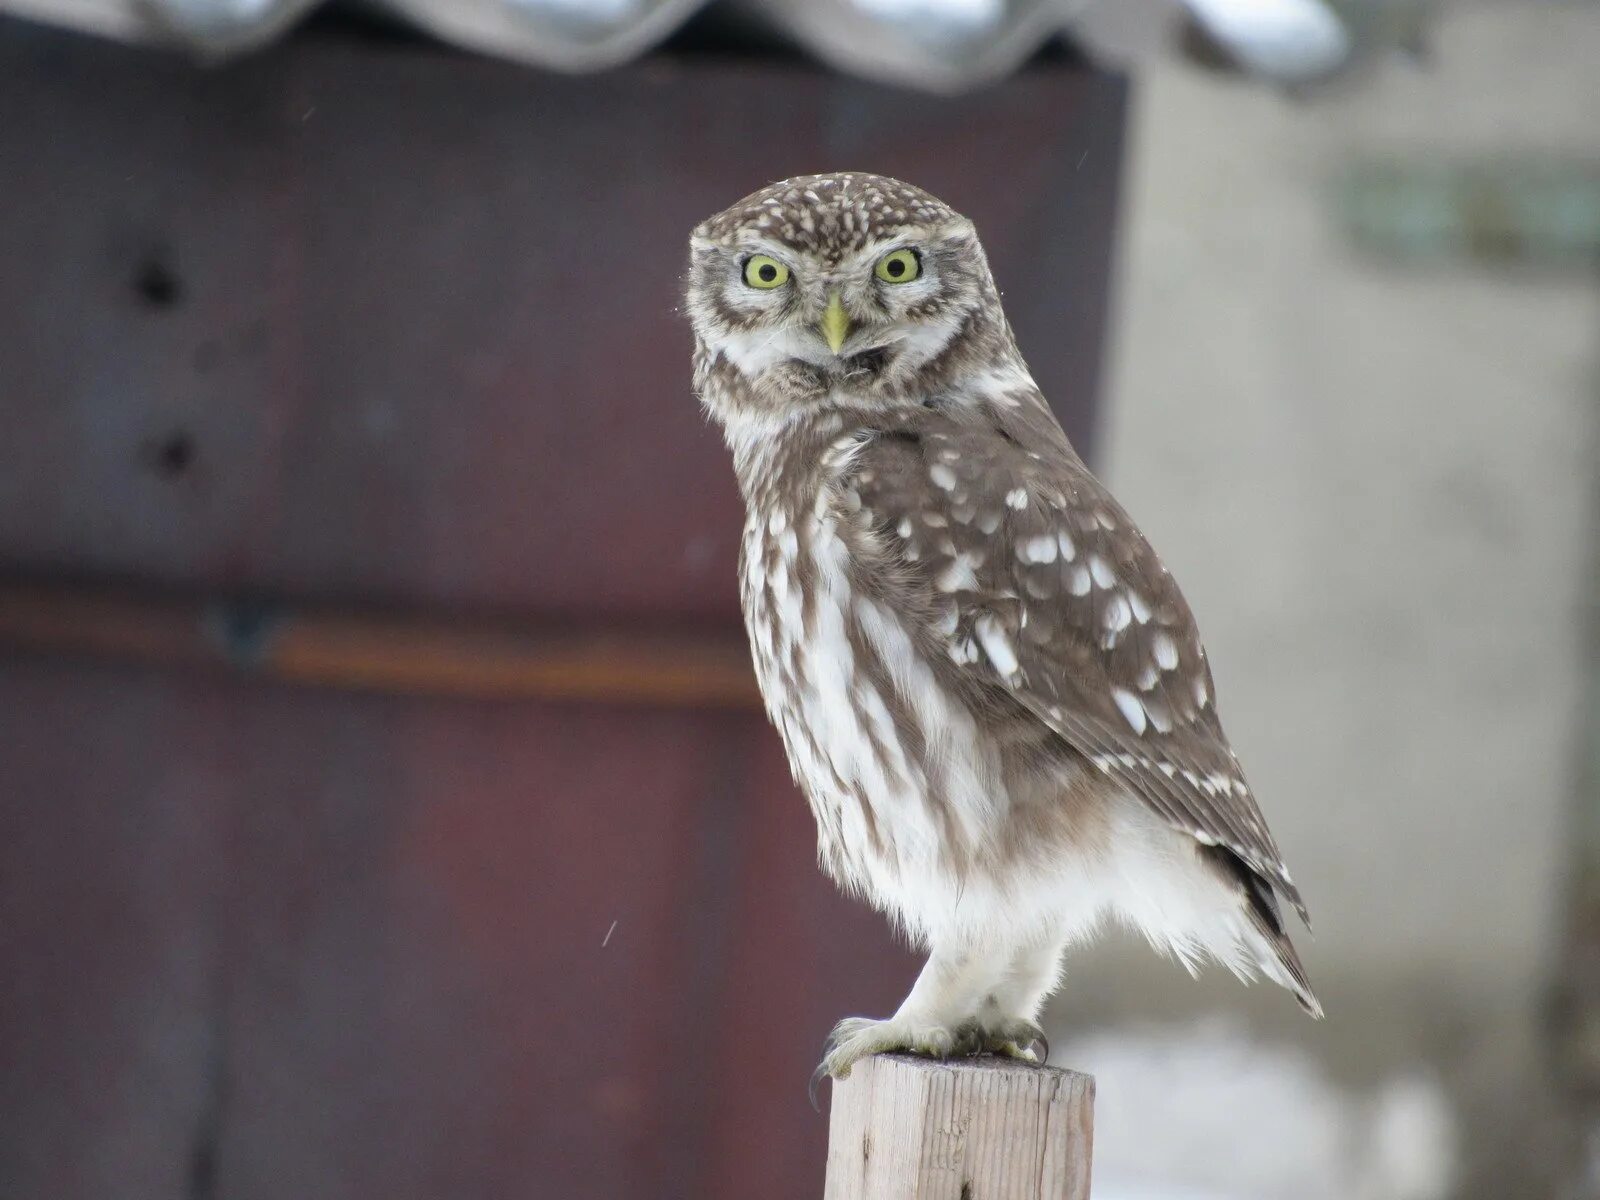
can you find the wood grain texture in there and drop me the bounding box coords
[825,1055,1094,1200]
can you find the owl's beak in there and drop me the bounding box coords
[820,292,851,355]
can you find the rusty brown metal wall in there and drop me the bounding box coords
[0,20,1126,1199]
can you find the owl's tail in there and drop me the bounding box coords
[1205,845,1325,1019]
[1247,902,1324,1019]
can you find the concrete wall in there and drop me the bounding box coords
[1048,6,1600,1197]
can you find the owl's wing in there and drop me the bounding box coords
[847,408,1308,925]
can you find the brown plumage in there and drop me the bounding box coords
[685,173,1320,1082]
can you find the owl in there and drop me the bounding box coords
[684,173,1320,1084]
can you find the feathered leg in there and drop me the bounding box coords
[817,934,1053,1083]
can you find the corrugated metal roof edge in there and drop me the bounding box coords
[0,0,1100,90]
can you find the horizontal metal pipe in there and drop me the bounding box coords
[0,579,761,708]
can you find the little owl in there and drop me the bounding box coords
[684,173,1320,1085]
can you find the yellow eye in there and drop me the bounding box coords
[874,249,921,284]
[743,255,790,289]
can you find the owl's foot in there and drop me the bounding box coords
[978,1017,1049,1065]
[823,1014,981,1075]
[809,1015,978,1107]
[809,1014,1050,1107]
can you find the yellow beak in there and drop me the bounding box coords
[820,292,851,354]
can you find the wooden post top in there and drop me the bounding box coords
[824,1054,1095,1200]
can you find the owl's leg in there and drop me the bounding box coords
[971,937,1068,1063]
[817,939,1026,1082]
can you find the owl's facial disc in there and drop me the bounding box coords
[699,230,969,387]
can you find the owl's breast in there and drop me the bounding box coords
[738,491,1004,920]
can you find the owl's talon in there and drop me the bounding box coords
[808,1059,830,1112]
[815,1014,964,1088]
[810,1011,1053,1092]
[985,1019,1049,1064]
[951,1019,987,1058]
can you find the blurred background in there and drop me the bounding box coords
[0,1,1596,1198]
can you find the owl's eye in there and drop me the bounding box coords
[743,255,791,289]
[874,249,921,284]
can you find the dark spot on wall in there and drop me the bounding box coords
[147,431,196,479]
[206,599,281,667]
[134,254,182,308]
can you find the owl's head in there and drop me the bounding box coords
[686,173,1011,423]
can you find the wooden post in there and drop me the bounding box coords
[824,1055,1094,1199]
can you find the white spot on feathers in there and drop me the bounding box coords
[929,463,958,491]
[1144,697,1173,733]
[936,553,980,593]
[974,613,1020,680]
[949,637,980,665]
[1112,687,1147,734]
[1018,534,1058,564]
[1104,593,1132,632]
[1089,554,1117,589]
[1005,488,1028,510]
[1154,631,1179,670]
